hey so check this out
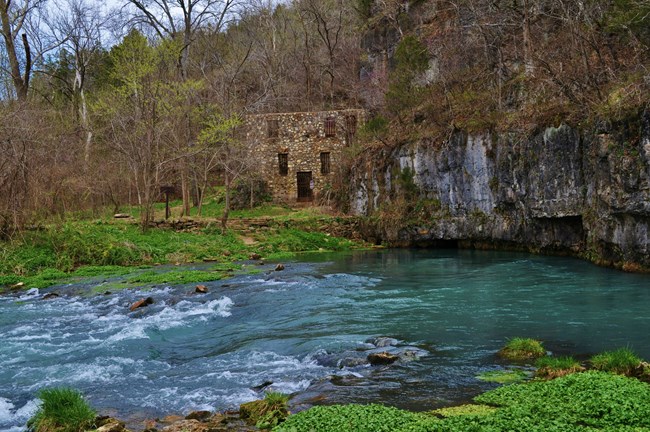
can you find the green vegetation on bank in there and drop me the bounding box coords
[274,372,650,431]
[535,356,584,379]
[590,347,644,376]
[240,392,290,430]
[27,388,95,432]
[0,204,364,291]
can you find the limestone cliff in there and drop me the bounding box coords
[351,112,650,270]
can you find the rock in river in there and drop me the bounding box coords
[129,297,154,311]
[195,285,209,294]
[367,352,400,365]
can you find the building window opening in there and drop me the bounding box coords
[320,152,331,175]
[268,119,279,138]
[324,117,336,137]
[345,115,357,143]
[278,153,288,175]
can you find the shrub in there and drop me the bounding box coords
[498,337,546,361]
[590,347,642,376]
[230,178,271,211]
[27,388,96,432]
[240,392,289,430]
[535,356,584,379]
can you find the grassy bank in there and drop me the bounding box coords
[0,203,364,291]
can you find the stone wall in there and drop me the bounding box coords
[246,109,366,203]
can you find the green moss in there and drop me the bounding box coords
[430,404,497,418]
[498,337,546,361]
[476,369,529,384]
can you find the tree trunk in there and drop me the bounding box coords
[0,0,31,101]
[221,172,230,234]
[522,0,534,77]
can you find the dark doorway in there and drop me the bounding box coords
[297,171,313,202]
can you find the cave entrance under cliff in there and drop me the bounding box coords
[416,239,460,249]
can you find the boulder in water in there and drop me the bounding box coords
[195,285,209,294]
[42,292,60,300]
[129,297,154,311]
[368,352,400,365]
[275,263,285,271]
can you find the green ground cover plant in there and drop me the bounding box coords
[273,404,427,432]
[498,337,546,361]
[590,347,642,376]
[27,388,96,432]
[274,371,650,432]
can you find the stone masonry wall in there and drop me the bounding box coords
[246,109,366,203]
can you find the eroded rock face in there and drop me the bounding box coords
[351,113,650,270]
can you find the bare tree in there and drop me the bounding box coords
[0,0,43,100]
[51,0,104,166]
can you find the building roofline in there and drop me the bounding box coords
[245,108,365,118]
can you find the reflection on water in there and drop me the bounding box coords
[1,249,649,430]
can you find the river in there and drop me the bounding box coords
[1,249,649,431]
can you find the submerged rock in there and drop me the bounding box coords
[129,297,154,311]
[251,380,273,391]
[42,292,60,300]
[368,352,400,365]
[275,264,285,271]
[367,336,400,348]
[195,285,209,294]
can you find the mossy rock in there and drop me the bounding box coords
[535,356,585,379]
[498,337,545,361]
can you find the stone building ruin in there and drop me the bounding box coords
[245,109,365,203]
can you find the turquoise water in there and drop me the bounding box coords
[1,249,649,430]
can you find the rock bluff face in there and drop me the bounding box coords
[351,112,650,270]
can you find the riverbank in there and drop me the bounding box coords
[0,204,369,292]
